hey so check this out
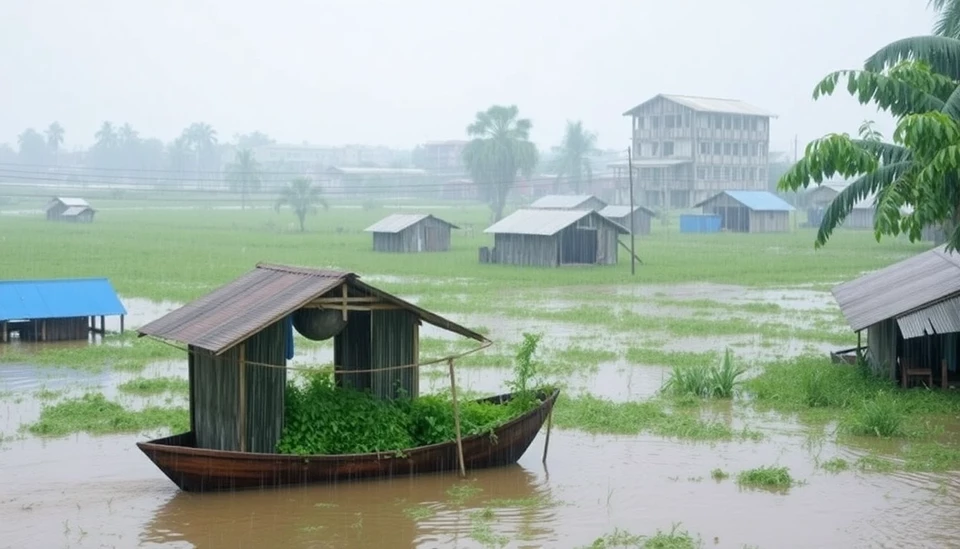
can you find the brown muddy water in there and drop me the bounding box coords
[2,284,960,549]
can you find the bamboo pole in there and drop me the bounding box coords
[238,345,248,453]
[542,408,553,464]
[448,358,467,478]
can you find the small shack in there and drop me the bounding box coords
[136,263,487,454]
[805,183,876,229]
[529,194,607,212]
[833,245,960,387]
[0,278,126,342]
[694,190,794,233]
[599,205,656,235]
[45,197,96,223]
[364,214,459,253]
[481,209,628,267]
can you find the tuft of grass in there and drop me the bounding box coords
[27,393,188,437]
[820,457,850,473]
[841,392,906,438]
[583,524,702,549]
[446,481,483,505]
[736,466,796,490]
[661,349,745,399]
[552,394,762,442]
[402,504,436,521]
[34,388,63,400]
[117,376,189,396]
[469,507,509,548]
[710,468,730,481]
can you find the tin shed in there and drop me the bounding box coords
[364,214,458,253]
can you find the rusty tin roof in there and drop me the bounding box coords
[138,263,487,354]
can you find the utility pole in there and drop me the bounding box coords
[627,146,636,276]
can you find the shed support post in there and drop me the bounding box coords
[448,358,467,478]
[41,320,46,342]
[100,316,105,335]
[1,321,6,343]
[238,345,247,453]
[120,315,125,335]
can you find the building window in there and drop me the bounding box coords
[699,142,709,154]
[712,167,722,179]
[714,115,723,129]
[733,117,742,130]
[732,167,740,181]
[713,142,721,155]
[750,118,758,131]
[722,167,730,180]
[651,143,659,156]
[723,142,732,155]
[723,116,732,129]
[663,142,675,156]
[651,116,660,128]
[732,143,740,156]
[665,115,678,129]
[635,116,645,129]
[758,168,766,182]
[697,167,707,179]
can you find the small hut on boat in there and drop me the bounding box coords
[364,213,458,253]
[136,263,488,455]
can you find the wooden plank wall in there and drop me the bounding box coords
[370,310,418,400]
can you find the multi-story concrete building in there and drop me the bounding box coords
[621,94,775,208]
[416,140,468,172]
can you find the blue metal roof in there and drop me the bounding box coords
[0,278,127,322]
[698,190,795,212]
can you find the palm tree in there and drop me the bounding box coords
[226,149,262,210]
[275,176,328,232]
[554,121,598,193]
[166,137,192,188]
[461,105,539,221]
[45,122,64,164]
[931,0,960,38]
[183,122,218,189]
[93,121,117,168]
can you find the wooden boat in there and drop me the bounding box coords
[137,388,560,492]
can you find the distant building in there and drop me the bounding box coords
[325,166,430,197]
[0,278,126,342]
[417,140,469,172]
[45,197,96,223]
[694,190,794,233]
[529,194,607,212]
[364,214,458,253]
[621,94,776,209]
[481,209,628,267]
[599,205,656,235]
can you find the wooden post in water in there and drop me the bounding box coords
[238,345,248,453]
[448,358,467,478]
[542,408,553,464]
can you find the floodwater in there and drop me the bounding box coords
[2,283,960,548]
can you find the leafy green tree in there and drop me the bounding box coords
[275,176,328,232]
[553,121,598,193]
[226,148,262,210]
[462,105,539,221]
[777,57,960,249]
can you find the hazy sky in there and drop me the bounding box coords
[0,0,937,154]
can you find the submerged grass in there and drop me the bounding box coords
[27,393,188,437]
[552,394,761,442]
[0,332,182,372]
[661,349,746,399]
[736,466,797,489]
[117,376,189,396]
[582,524,702,549]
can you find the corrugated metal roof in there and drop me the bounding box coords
[137,263,486,354]
[61,206,92,216]
[896,294,960,339]
[54,197,90,207]
[529,195,605,210]
[832,245,960,332]
[599,205,657,218]
[484,209,629,236]
[695,190,795,211]
[364,213,458,233]
[623,94,776,117]
[0,278,126,322]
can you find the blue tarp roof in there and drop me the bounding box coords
[0,278,127,322]
[697,190,796,212]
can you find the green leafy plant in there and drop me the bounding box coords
[660,349,745,399]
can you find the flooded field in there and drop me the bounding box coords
[2,280,960,549]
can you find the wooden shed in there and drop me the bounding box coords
[832,245,960,387]
[481,209,629,267]
[45,197,96,223]
[694,190,794,233]
[136,263,487,454]
[598,205,656,235]
[529,194,607,211]
[364,214,458,253]
[0,278,126,343]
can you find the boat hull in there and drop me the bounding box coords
[137,389,559,492]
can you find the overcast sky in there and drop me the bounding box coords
[0,0,937,154]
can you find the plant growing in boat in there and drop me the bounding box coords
[276,335,549,456]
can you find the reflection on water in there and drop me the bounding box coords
[143,465,555,549]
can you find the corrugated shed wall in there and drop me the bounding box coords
[372,219,453,253]
[494,234,558,267]
[748,211,791,233]
[372,232,403,252]
[599,224,619,265]
[370,310,418,400]
[334,310,373,391]
[867,319,898,379]
[190,319,288,453]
